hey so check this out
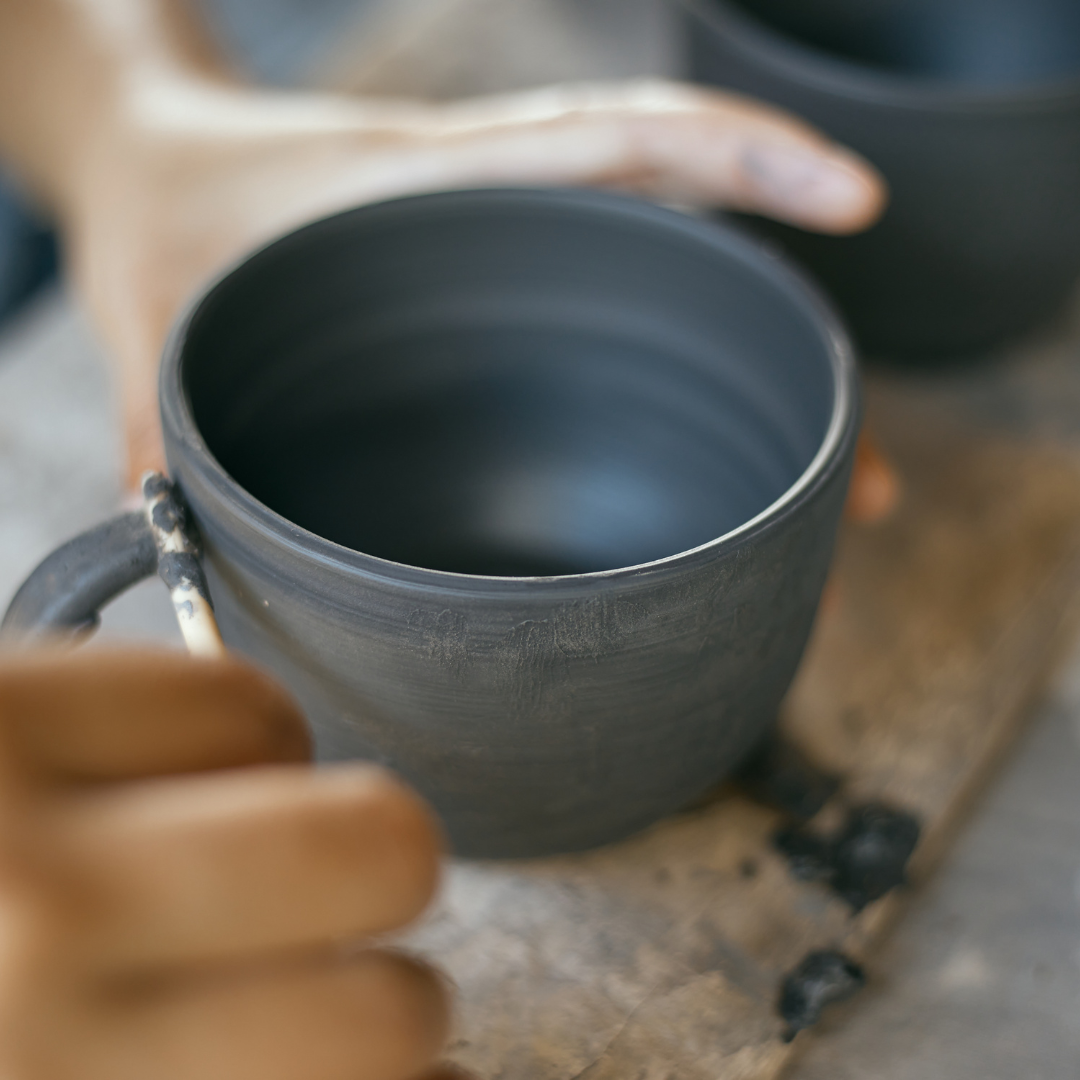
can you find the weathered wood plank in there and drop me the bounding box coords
[406,381,1080,1079]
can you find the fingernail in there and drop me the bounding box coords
[742,143,877,227]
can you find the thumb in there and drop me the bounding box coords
[113,327,168,494]
[123,391,168,495]
[70,237,171,494]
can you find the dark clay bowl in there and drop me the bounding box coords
[4,189,858,857]
[679,0,1080,361]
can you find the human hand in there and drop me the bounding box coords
[847,433,901,523]
[63,77,886,488]
[0,649,451,1080]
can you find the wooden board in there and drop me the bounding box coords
[403,379,1080,1080]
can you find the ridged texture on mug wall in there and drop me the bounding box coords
[161,189,858,856]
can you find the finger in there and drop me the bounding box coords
[115,288,175,492]
[68,226,173,493]
[100,950,449,1080]
[433,80,887,234]
[817,575,842,620]
[124,396,168,496]
[57,764,442,970]
[0,650,310,784]
[111,301,169,493]
[845,432,902,523]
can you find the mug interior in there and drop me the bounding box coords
[724,0,1080,86]
[180,192,839,578]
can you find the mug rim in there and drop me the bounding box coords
[160,187,859,593]
[679,0,1080,114]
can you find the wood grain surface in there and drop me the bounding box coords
[405,378,1080,1079]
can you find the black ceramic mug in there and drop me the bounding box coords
[2,189,858,857]
[680,0,1080,361]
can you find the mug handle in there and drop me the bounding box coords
[0,512,158,643]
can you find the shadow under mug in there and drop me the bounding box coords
[680,0,1080,362]
[2,189,859,857]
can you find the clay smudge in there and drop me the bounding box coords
[774,802,921,912]
[142,471,225,658]
[779,950,865,1040]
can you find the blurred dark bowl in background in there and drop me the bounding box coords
[679,0,1080,363]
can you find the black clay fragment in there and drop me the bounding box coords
[736,734,841,821]
[830,804,921,911]
[774,803,921,912]
[778,950,866,1040]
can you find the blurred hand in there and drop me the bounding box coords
[63,78,887,488]
[847,432,901,523]
[0,649,451,1080]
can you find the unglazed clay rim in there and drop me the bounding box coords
[162,188,859,590]
[679,0,1080,113]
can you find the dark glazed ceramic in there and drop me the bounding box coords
[3,189,859,857]
[679,0,1080,360]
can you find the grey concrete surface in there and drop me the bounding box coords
[794,666,1080,1080]
[0,291,182,647]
